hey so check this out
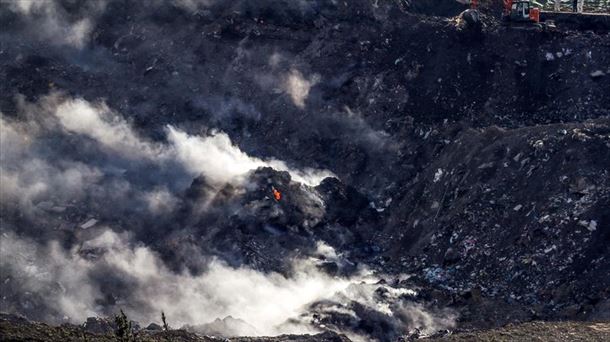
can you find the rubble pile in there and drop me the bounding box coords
[382,119,610,326]
[0,0,609,340]
[163,167,378,273]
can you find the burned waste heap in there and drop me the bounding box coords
[0,0,609,341]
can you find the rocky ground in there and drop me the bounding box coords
[424,321,610,341]
[0,313,350,342]
[2,313,609,342]
[1,0,609,341]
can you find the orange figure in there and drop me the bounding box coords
[272,187,281,201]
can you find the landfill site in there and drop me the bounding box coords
[0,0,609,341]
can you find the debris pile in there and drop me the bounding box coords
[384,119,610,326]
[170,167,378,273]
[0,0,609,340]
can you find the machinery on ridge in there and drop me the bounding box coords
[503,0,541,23]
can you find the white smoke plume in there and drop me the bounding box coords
[0,115,104,215]
[0,2,465,340]
[3,0,103,49]
[283,69,321,109]
[0,94,456,339]
[0,93,331,219]
[399,303,457,337]
[52,96,332,187]
[0,230,354,335]
[167,127,333,187]
[0,230,456,339]
[55,99,165,160]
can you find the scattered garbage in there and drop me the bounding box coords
[434,169,444,183]
[80,219,98,230]
[590,70,605,78]
[424,267,450,284]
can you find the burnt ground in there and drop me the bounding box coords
[1,0,609,341]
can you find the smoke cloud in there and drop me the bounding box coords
[2,0,103,49]
[51,95,333,187]
[0,94,343,330]
[1,94,331,216]
[167,127,333,187]
[283,69,321,109]
[0,230,455,339]
[0,114,103,217]
[4,230,343,333]
[55,99,165,160]
[0,91,446,341]
[0,2,458,340]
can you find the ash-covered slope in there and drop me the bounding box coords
[384,119,610,326]
[1,0,609,341]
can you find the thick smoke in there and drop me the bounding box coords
[1,94,331,211]
[282,69,321,109]
[0,1,457,340]
[0,230,345,335]
[167,127,333,187]
[2,0,105,49]
[0,95,359,328]
[55,96,331,186]
[0,93,453,338]
[0,230,455,339]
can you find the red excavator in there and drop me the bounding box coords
[468,0,540,23]
[469,0,608,30]
[503,0,541,23]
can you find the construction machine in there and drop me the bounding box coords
[503,0,541,23]
[500,0,610,30]
[465,0,607,30]
[466,0,541,24]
